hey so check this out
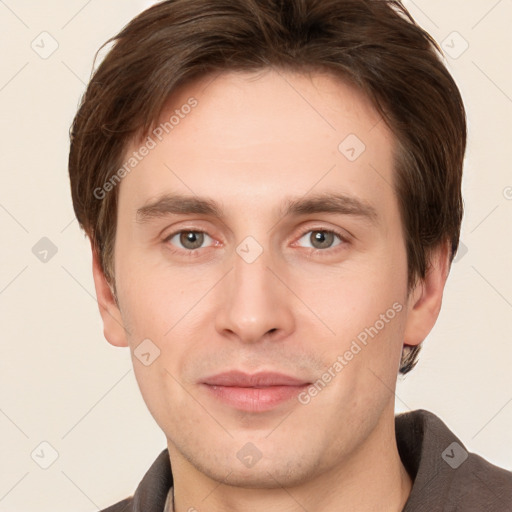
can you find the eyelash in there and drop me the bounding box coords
[163,227,349,256]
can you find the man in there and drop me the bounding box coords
[68,0,512,510]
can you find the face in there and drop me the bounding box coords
[95,69,440,488]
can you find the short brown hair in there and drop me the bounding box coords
[68,0,466,374]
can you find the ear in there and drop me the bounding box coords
[90,240,129,347]
[403,240,451,347]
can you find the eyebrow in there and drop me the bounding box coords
[136,192,379,226]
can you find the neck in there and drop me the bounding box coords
[169,408,412,512]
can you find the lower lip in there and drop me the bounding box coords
[202,384,309,412]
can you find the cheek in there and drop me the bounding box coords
[291,244,408,390]
[117,262,212,380]
[293,251,406,335]
[116,251,202,333]
[118,276,200,430]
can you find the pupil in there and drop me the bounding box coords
[181,231,203,249]
[312,231,332,249]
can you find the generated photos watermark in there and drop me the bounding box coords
[93,97,198,200]
[298,301,403,405]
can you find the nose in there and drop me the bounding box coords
[214,247,295,344]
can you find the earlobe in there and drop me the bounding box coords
[90,240,129,347]
[403,240,451,348]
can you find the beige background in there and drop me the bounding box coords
[0,0,511,510]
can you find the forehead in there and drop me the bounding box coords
[151,68,389,155]
[119,69,397,223]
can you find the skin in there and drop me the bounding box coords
[92,69,450,511]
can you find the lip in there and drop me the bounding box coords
[201,371,311,413]
[203,371,309,387]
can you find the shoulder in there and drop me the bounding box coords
[98,448,172,511]
[397,409,512,511]
[447,451,512,509]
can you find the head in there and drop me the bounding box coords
[68,0,465,491]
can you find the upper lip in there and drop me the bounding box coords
[202,371,310,387]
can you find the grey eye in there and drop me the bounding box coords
[168,231,212,250]
[297,230,342,250]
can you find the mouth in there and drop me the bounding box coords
[201,371,311,413]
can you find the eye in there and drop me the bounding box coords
[165,230,214,251]
[296,229,345,250]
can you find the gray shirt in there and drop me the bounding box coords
[101,409,512,511]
